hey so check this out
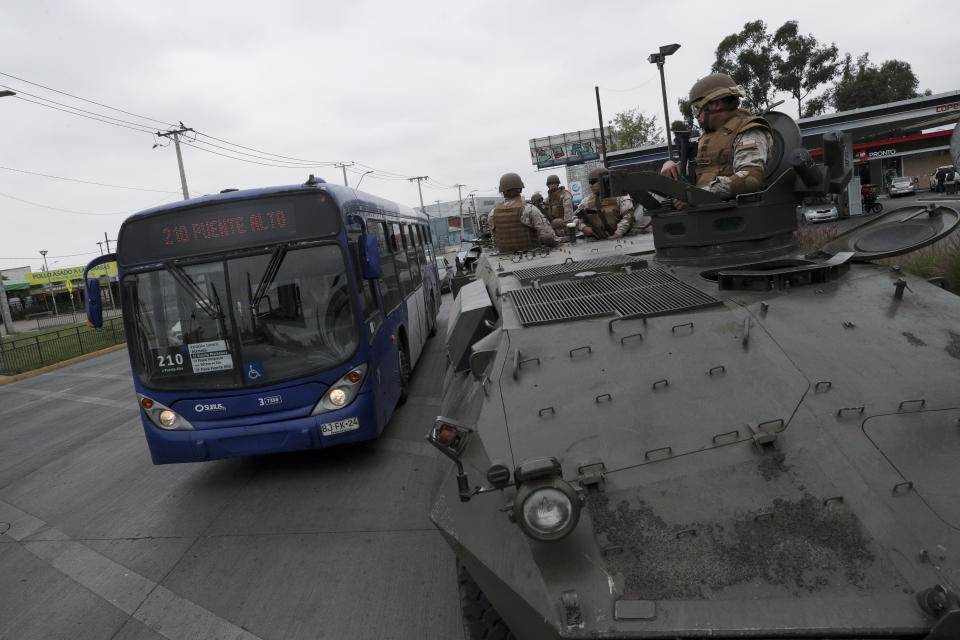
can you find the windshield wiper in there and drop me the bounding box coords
[250,244,289,312]
[165,262,224,320]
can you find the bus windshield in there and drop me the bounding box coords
[123,243,358,391]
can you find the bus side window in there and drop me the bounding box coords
[375,221,403,312]
[348,227,383,337]
[410,224,426,267]
[391,222,413,296]
[420,224,434,263]
[403,224,422,284]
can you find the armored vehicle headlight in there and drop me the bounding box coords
[138,394,194,431]
[312,364,368,415]
[515,478,581,542]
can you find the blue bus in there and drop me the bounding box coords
[84,175,441,464]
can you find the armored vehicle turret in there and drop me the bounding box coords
[429,116,960,639]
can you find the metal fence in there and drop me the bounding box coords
[18,306,123,331]
[0,317,126,376]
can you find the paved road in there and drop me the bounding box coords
[0,295,462,640]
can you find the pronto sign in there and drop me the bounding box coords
[25,262,117,284]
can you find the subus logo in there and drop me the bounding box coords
[936,103,960,113]
[195,403,226,413]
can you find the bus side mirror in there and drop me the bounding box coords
[361,235,381,280]
[85,278,103,328]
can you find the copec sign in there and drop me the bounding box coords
[25,262,117,284]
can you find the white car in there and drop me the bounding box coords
[889,176,916,197]
[800,196,839,223]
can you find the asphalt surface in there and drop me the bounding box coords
[0,294,463,640]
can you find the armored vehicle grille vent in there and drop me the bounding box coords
[510,255,649,284]
[510,268,722,326]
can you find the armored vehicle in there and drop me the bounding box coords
[428,116,960,639]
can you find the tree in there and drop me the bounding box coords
[607,108,663,151]
[772,21,840,118]
[712,20,779,113]
[830,53,926,111]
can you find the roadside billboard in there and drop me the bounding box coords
[529,128,614,169]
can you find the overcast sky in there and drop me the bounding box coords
[1,0,955,273]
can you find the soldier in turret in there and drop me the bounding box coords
[574,167,636,239]
[489,173,558,252]
[544,174,574,231]
[528,192,546,215]
[660,73,773,210]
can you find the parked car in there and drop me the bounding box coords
[889,176,916,197]
[435,256,452,293]
[799,195,839,223]
[930,165,955,191]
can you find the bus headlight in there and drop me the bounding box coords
[312,364,367,415]
[139,395,194,431]
[512,458,581,542]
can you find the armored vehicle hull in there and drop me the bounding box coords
[431,232,960,639]
[430,115,960,638]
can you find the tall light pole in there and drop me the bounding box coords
[39,250,59,317]
[0,90,16,335]
[648,43,681,161]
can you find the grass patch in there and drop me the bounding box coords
[796,223,960,295]
[0,318,126,375]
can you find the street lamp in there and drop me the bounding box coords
[356,170,374,190]
[648,43,681,161]
[39,250,59,317]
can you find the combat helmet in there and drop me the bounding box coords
[530,192,544,204]
[688,73,745,115]
[546,174,561,186]
[588,167,609,182]
[499,172,524,193]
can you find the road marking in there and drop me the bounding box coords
[0,386,135,410]
[0,499,263,640]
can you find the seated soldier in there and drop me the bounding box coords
[489,172,558,252]
[660,73,772,210]
[573,167,637,239]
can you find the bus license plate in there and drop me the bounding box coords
[320,416,360,436]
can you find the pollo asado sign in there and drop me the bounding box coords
[116,192,341,266]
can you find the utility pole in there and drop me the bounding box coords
[469,192,479,238]
[408,176,429,215]
[157,123,194,200]
[0,91,15,335]
[103,233,118,309]
[0,265,14,336]
[454,184,466,240]
[96,241,104,255]
[334,162,355,186]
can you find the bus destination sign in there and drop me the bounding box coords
[117,193,340,265]
[161,208,291,248]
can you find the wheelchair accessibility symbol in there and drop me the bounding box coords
[244,361,265,382]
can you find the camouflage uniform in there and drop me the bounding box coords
[574,193,637,237]
[489,197,558,248]
[696,109,773,198]
[545,186,574,225]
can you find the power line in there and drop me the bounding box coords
[0,70,175,128]
[0,165,179,193]
[0,191,143,216]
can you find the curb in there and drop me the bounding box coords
[0,343,127,386]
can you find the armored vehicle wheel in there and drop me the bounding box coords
[458,561,515,640]
[397,342,411,405]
